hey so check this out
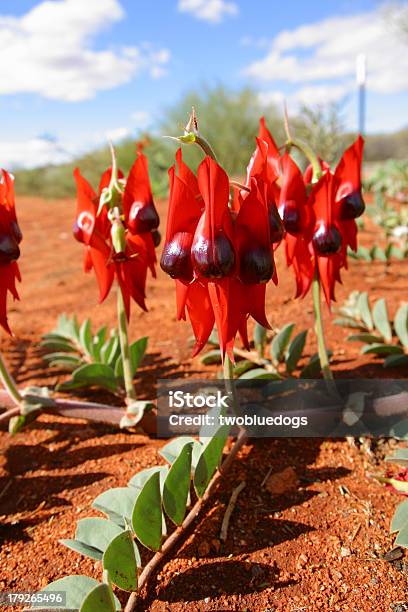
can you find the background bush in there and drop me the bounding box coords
[14,85,408,199]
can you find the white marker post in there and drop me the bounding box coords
[356,53,366,136]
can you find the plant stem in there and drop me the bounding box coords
[194,134,218,162]
[287,137,322,182]
[124,428,248,611]
[0,352,22,406]
[312,270,334,382]
[117,289,136,402]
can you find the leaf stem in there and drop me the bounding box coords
[117,289,136,402]
[312,269,334,382]
[0,352,22,406]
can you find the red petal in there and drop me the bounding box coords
[88,242,114,303]
[335,135,364,200]
[258,117,281,178]
[73,168,97,245]
[236,177,270,248]
[185,280,215,356]
[197,156,232,242]
[175,148,200,197]
[166,165,202,241]
[123,152,154,221]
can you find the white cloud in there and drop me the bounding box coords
[178,0,238,23]
[244,4,408,97]
[259,83,350,113]
[0,0,170,102]
[130,111,152,129]
[0,136,72,169]
[105,127,132,142]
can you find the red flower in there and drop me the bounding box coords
[279,136,365,304]
[161,150,273,360]
[246,120,284,245]
[0,170,22,334]
[73,151,158,317]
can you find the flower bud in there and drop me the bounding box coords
[268,204,285,243]
[0,234,20,263]
[151,229,161,247]
[160,231,194,281]
[312,223,342,255]
[111,219,126,256]
[128,201,159,234]
[192,231,235,279]
[10,220,22,244]
[340,191,365,220]
[279,200,301,234]
[239,246,274,284]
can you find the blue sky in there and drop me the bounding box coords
[0,0,407,168]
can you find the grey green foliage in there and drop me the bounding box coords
[199,322,324,380]
[386,447,408,549]
[37,428,229,610]
[41,314,148,395]
[335,292,408,368]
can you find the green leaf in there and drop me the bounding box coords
[233,359,256,377]
[163,442,192,525]
[387,244,405,260]
[394,303,408,348]
[285,330,308,374]
[79,319,93,358]
[370,246,387,262]
[132,472,162,551]
[60,518,123,561]
[115,337,148,379]
[92,326,108,361]
[356,245,372,261]
[300,353,321,379]
[56,379,90,392]
[100,336,120,367]
[80,583,117,612]
[200,349,222,365]
[390,499,408,533]
[41,339,77,353]
[159,437,202,468]
[347,333,382,344]
[386,449,408,467]
[72,363,117,392]
[93,487,139,526]
[383,354,408,368]
[270,323,295,366]
[130,336,148,374]
[128,466,168,493]
[356,292,373,330]
[253,323,267,357]
[52,314,80,341]
[395,522,408,548]
[194,425,229,497]
[32,576,110,610]
[238,368,281,380]
[361,343,403,356]
[372,298,392,343]
[44,352,82,364]
[103,530,139,591]
[333,317,366,330]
